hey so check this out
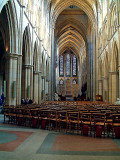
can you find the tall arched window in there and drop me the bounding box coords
[73,79,77,84]
[59,55,64,76]
[66,54,71,76]
[73,54,77,76]
[59,52,77,77]
[59,79,64,85]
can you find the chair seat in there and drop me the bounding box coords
[82,121,91,125]
[95,122,105,126]
[17,114,24,118]
[113,123,120,126]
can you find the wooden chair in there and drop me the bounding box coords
[48,110,57,130]
[4,106,10,123]
[80,112,92,136]
[22,108,32,127]
[31,108,39,128]
[112,114,120,138]
[67,111,80,134]
[92,113,106,137]
[56,110,68,133]
[16,108,24,126]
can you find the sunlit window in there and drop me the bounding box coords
[73,54,77,76]
[73,79,77,84]
[59,52,77,77]
[59,55,64,76]
[59,79,64,85]
[66,54,71,76]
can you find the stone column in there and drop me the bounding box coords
[33,71,39,103]
[51,27,55,100]
[6,54,18,106]
[92,29,97,101]
[98,80,103,96]
[38,71,42,104]
[30,65,33,100]
[41,76,44,102]
[24,65,33,99]
[46,79,50,101]
[109,71,118,103]
[42,76,46,101]
[16,55,22,105]
[102,76,109,102]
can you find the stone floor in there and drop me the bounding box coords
[0,113,120,160]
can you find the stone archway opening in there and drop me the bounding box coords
[53,4,95,101]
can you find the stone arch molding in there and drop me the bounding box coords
[103,51,108,77]
[110,40,118,72]
[33,41,39,72]
[51,0,96,29]
[0,0,18,54]
[0,0,9,13]
[22,25,32,65]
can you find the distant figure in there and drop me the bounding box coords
[54,92,58,101]
[0,99,2,105]
[21,98,25,104]
[114,98,120,105]
[1,93,4,105]
[29,98,33,104]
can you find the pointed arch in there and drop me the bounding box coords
[3,0,18,53]
[51,0,96,28]
[33,41,39,72]
[103,52,108,77]
[22,25,32,65]
[111,40,118,72]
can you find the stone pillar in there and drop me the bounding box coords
[16,55,22,105]
[33,71,39,103]
[24,65,33,99]
[102,77,109,102]
[42,76,46,101]
[30,65,33,100]
[41,76,43,102]
[6,54,18,106]
[38,72,42,104]
[92,30,97,101]
[98,80,103,96]
[46,79,50,101]
[51,27,55,100]
[109,72,118,103]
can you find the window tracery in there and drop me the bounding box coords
[59,52,77,77]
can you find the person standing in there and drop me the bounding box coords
[1,93,4,105]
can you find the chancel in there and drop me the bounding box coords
[0,0,120,160]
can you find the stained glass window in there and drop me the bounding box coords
[73,54,77,76]
[66,54,71,76]
[59,55,64,76]
[73,79,77,84]
[59,79,64,85]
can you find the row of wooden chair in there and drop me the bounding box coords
[3,105,120,138]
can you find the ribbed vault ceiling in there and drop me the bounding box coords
[50,0,96,59]
[55,7,87,58]
[50,0,96,27]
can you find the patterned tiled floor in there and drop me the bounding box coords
[0,113,120,160]
[37,133,120,156]
[0,130,33,152]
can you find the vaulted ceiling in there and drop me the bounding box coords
[49,0,96,59]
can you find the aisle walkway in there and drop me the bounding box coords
[0,113,120,160]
